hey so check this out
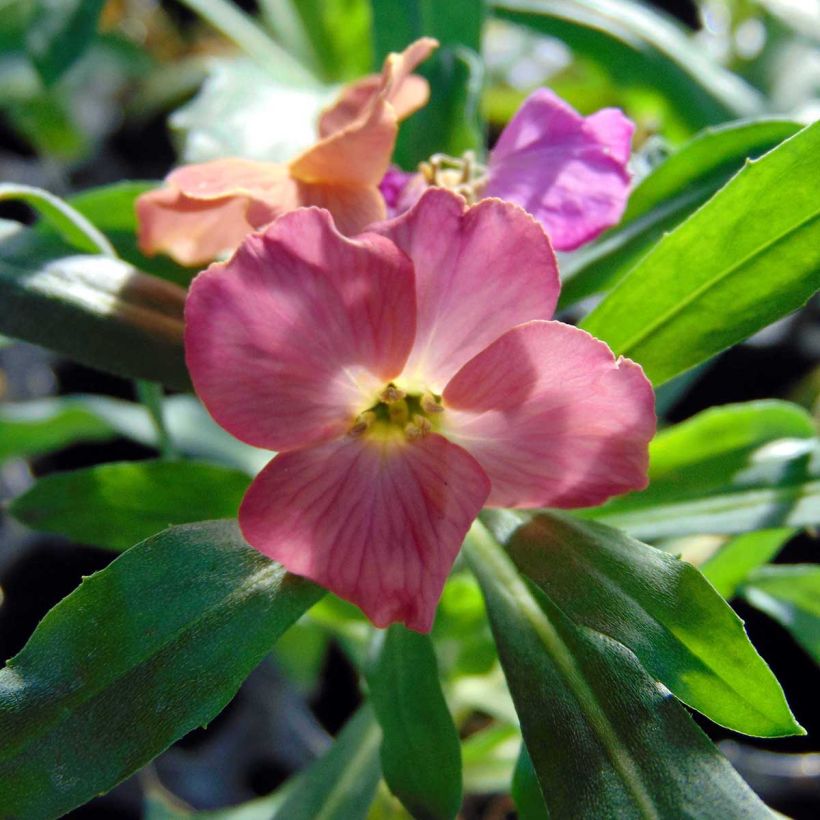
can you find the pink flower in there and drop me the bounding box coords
[390,88,634,251]
[185,189,655,631]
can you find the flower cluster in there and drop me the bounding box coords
[152,40,655,631]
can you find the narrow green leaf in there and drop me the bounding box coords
[0,182,115,256]
[276,705,382,820]
[0,219,190,389]
[9,460,252,550]
[483,511,802,737]
[0,399,115,461]
[559,119,802,308]
[25,0,105,86]
[491,0,763,130]
[464,521,773,818]
[701,529,795,600]
[368,626,462,819]
[741,565,820,664]
[0,520,323,818]
[582,123,820,386]
[511,746,549,820]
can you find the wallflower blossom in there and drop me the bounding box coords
[136,38,437,266]
[185,189,655,631]
[388,88,634,250]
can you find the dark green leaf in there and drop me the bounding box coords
[9,460,252,550]
[0,219,190,389]
[559,119,802,308]
[490,0,763,131]
[370,0,486,166]
[701,529,795,600]
[464,522,773,818]
[276,706,382,820]
[0,521,322,818]
[483,511,802,737]
[25,0,105,86]
[0,398,115,462]
[741,565,820,664]
[368,626,462,819]
[511,746,549,820]
[582,123,820,386]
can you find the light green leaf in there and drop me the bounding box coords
[464,521,773,818]
[9,460,252,550]
[275,705,382,820]
[0,399,115,462]
[0,520,323,818]
[741,565,820,664]
[490,0,763,130]
[582,123,820,386]
[701,529,795,600]
[368,627,462,819]
[482,510,802,737]
[0,182,114,256]
[0,219,189,389]
[461,724,519,795]
[25,0,105,86]
[559,119,802,308]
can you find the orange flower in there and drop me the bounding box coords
[137,38,437,266]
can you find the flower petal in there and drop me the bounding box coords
[318,38,437,137]
[185,208,416,452]
[136,187,263,266]
[239,432,490,632]
[485,88,634,251]
[370,189,559,392]
[442,321,655,508]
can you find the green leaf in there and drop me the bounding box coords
[62,182,196,286]
[368,626,462,819]
[461,724,518,795]
[483,510,802,738]
[0,398,115,462]
[276,705,382,820]
[490,0,763,131]
[0,219,190,389]
[464,521,774,818]
[0,520,323,818]
[741,565,820,664]
[582,123,820,386]
[0,182,115,256]
[511,746,549,820]
[25,0,105,86]
[701,529,795,600]
[9,460,252,550]
[370,1,486,166]
[586,438,820,541]
[559,119,802,308]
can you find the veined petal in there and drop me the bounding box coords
[136,187,265,267]
[239,433,490,632]
[485,88,634,251]
[370,189,559,393]
[185,208,416,452]
[442,321,655,508]
[318,37,437,137]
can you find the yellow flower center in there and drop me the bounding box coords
[419,150,488,204]
[349,383,445,441]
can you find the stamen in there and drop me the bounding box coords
[405,414,432,440]
[349,410,376,437]
[379,384,406,403]
[421,393,444,414]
